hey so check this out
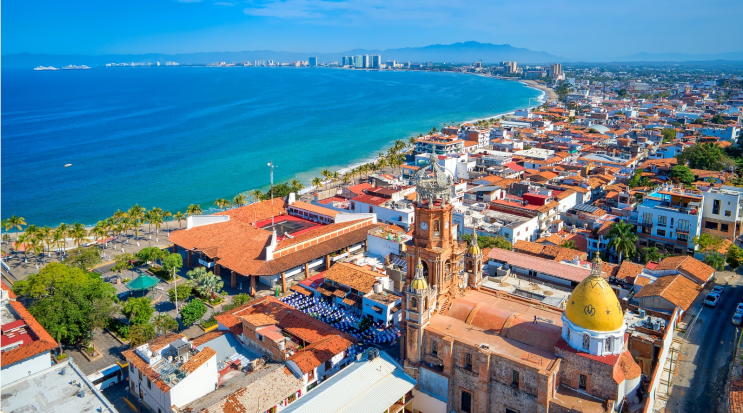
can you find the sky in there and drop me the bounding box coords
[3,0,742,59]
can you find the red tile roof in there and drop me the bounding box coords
[633,274,702,311]
[655,256,714,284]
[215,199,288,224]
[1,300,58,368]
[487,248,591,283]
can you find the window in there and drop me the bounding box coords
[582,334,590,350]
[642,212,653,225]
[147,378,152,389]
[579,374,587,390]
[678,219,690,231]
[461,390,472,413]
[256,333,265,342]
[656,229,666,237]
[605,337,612,353]
[713,200,721,215]
[566,329,571,341]
[431,340,438,357]
[464,353,473,371]
[325,360,332,370]
[726,210,733,217]
[368,206,373,213]
[506,409,519,413]
[658,215,667,227]
[678,233,688,241]
[722,224,730,232]
[410,297,418,311]
[512,370,520,387]
[705,221,719,230]
[433,220,441,236]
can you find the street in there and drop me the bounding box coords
[666,271,743,412]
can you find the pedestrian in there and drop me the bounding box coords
[533,315,537,324]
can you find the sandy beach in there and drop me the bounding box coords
[518,79,558,103]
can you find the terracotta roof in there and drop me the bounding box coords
[615,261,644,282]
[1,281,17,299]
[634,274,702,311]
[614,351,642,383]
[170,217,379,276]
[182,346,216,374]
[655,256,714,284]
[323,262,382,294]
[0,301,58,368]
[275,219,369,250]
[215,198,288,224]
[487,248,591,283]
[148,332,187,351]
[730,380,743,413]
[287,335,354,374]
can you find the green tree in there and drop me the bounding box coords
[669,165,695,185]
[186,267,224,299]
[640,247,663,264]
[705,252,726,271]
[460,233,512,251]
[153,314,179,336]
[186,204,203,217]
[692,233,725,252]
[5,215,27,243]
[727,244,743,270]
[181,299,207,327]
[174,211,186,228]
[228,293,253,309]
[233,194,247,207]
[112,253,135,277]
[128,323,155,347]
[628,170,642,189]
[122,297,154,326]
[661,128,677,143]
[677,143,734,171]
[711,114,726,124]
[64,247,102,271]
[162,252,183,281]
[606,220,637,263]
[127,204,146,240]
[561,240,578,250]
[13,263,117,345]
[168,284,193,303]
[136,247,165,265]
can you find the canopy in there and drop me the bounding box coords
[126,274,160,291]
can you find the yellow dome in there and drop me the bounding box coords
[565,259,624,332]
[467,244,481,255]
[410,276,429,290]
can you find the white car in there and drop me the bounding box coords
[704,293,720,307]
[712,286,725,296]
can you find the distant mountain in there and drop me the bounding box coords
[618,51,743,62]
[2,42,561,68]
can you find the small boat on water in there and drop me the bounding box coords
[62,65,91,70]
[34,66,59,71]
[64,164,72,167]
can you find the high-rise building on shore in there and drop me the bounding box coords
[502,61,517,73]
[309,57,317,67]
[371,54,381,69]
[362,54,370,68]
[355,55,364,68]
[549,63,562,77]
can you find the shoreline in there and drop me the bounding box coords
[4,73,545,227]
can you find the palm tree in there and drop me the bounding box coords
[249,190,264,203]
[52,227,66,256]
[91,224,108,246]
[153,314,179,336]
[233,194,247,207]
[408,136,417,147]
[312,177,323,189]
[640,247,663,264]
[214,198,231,211]
[16,233,29,263]
[288,179,304,193]
[606,220,638,264]
[331,171,340,187]
[6,215,26,244]
[38,226,54,257]
[186,204,203,217]
[174,212,186,228]
[162,210,172,231]
[705,252,726,271]
[127,204,146,239]
[342,174,351,185]
[149,214,164,235]
[70,224,88,248]
[29,238,44,267]
[49,324,68,356]
[186,267,223,300]
[560,240,578,250]
[321,169,331,182]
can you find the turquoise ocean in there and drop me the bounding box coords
[1,67,540,226]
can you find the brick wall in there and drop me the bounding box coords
[555,348,619,402]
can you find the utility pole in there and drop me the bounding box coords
[268,161,275,227]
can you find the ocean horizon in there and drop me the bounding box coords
[1,67,540,226]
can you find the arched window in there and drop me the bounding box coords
[424,297,429,310]
[477,261,481,273]
[605,336,612,353]
[445,260,452,281]
[410,297,418,311]
[431,340,438,357]
[582,334,590,350]
[567,328,571,341]
[433,220,441,237]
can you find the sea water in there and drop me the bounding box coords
[1,67,539,225]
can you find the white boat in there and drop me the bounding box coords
[33,66,59,71]
[64,164,72,167]
[61,65,91,70]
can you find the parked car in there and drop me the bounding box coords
[733,313,743,326]
[736,303,743,314]
[704,293,720,307]
[712,286,725,296]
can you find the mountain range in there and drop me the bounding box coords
[3,41,742,67]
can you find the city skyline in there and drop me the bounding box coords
[3,0,743,60]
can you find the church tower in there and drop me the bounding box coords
[464,232,484,289]
[404,259,438,363]
[404,153,466,307]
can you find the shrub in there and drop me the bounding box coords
[181,299,207,327]
[168,285,193,303]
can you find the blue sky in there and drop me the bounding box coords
[3,0,742,58]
